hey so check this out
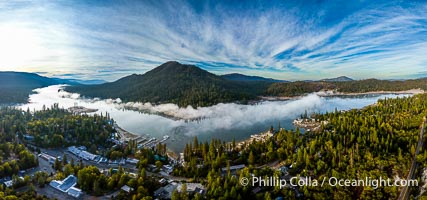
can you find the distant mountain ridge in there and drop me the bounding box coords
[221,73,287,82]
[0,72,105,104]
[0,72,63,88]
[55,78,107,85]
[0,72,64,103]
[321,76,353,82]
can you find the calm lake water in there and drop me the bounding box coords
[19,85,410,153]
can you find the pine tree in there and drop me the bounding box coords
[93,179,102,195]
[248,151,255,166]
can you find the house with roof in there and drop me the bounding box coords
[121,185,134,193]
[177,183,206,196]
[2,180,13,188]
[154,182,178,199]
[221,164,245,173]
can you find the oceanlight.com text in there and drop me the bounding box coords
[239,176,418,189]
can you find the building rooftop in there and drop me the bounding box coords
[58,175,77,192]
[154,183,178,199]
[121,185,134,193]
[3,180,13,188]
[221,164,245,172]
[50,175,83,198]
[49,181,60,188]
[67,187,83,198]
[177,183,206,194]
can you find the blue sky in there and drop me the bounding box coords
[0,0,426,81]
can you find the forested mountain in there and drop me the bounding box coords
[0,72,75,104]
[66,61,270,107]
[221,73,286,82]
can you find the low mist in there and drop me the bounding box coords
[21,85,408,139]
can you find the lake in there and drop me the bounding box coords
[19,85,410,152]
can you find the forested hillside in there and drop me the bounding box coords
[266,78,427,97]
[221,73,286,82]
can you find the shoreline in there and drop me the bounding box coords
[113,122,140,142]
[234,130,274,150]
[319,88,424,96]
[125,89,424,121]
[259,88,424,101]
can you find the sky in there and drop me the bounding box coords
[0,0,426,81]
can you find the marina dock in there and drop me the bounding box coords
[113,123,169,149]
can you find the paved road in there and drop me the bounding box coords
[398,117,425,200]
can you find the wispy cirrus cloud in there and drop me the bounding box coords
[0,0,426,81]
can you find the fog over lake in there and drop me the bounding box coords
[20,85,410,152]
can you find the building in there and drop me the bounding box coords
[249,131,273,142]
[177,183,206,195]
[68,146,82,155]
[221,164,245,173]
[68,146,98,161]
[121,185,134,193]
[159,178,167,184]
[126,158,139,164]
[23,134,35,141]
[50,175,83,199]
[68,187,83,198]
[79,151,98,161]
[38,153,57,164]
[162,165,173,174]
[154,182,178,199]
[2,180,13,188]
[127,172,137,178]
[1,177,24,188]
[98,157,108,163]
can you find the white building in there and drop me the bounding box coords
[50,175,83,198]
[126,158,139,164]
[68,187,83,198]
[79,151,97,161]
[68,146,98,161]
